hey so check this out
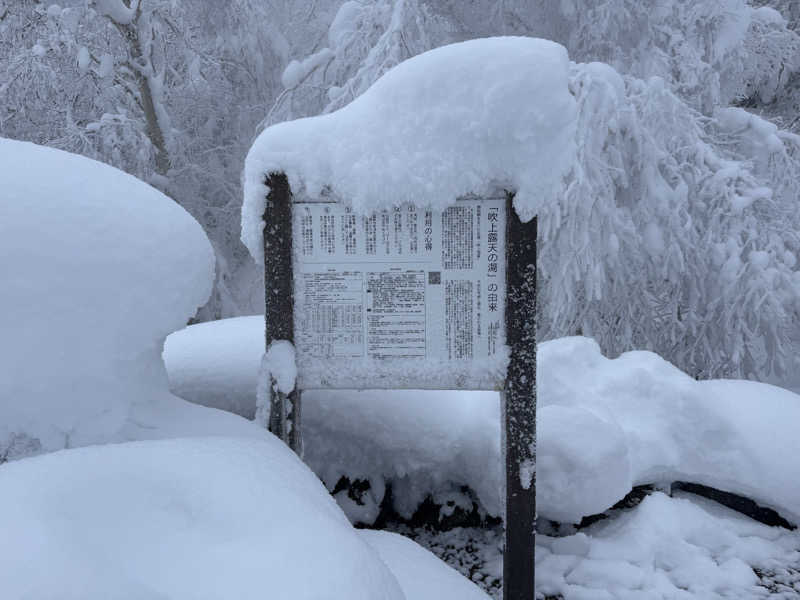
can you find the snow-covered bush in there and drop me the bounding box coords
[0,139,261,461]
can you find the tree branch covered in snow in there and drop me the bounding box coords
[251,3,800,379]
[538,64,800,377]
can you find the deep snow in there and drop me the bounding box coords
[164,317,800,526]
[0,138,499,599]
[0,138,265,459]
[0,437,406,600]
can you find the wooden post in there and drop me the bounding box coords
[503,195,537,600]
[262,172,301,451]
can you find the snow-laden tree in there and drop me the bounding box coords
[267,0,449,125]
[273,0,800,378]
[0,0,288,318]
[540,65,800,378]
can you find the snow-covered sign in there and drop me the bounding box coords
[246,36,547,599]
[292,198,507,390]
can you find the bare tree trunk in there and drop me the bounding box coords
[113,3,171,178]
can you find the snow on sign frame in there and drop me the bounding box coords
[291,198,508,390]
[262,172,537,600]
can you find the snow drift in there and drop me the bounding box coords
[165,317,800,526]
[0,138,262,460]
[0,437,405,600]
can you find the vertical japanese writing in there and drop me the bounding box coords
[321,211,335,254]
[407,205,418,254]
[445,279,474,359]
[442,206,474,269]
[301,213,313,256]
[342,209,357,255]
[394,207,403,255]
[365,215,377,255]
[487,206,501,355]
[424,210,433,253]
[381,211,390,254]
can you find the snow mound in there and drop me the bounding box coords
[0,139,262,459]
[538,492,800,600]
[0,437,404,600]
[361,530,492,600]
[164,317,502,517]
[540,337,800,524]
[242,36,577,262]
[164,316,264,418]
[164,318,800,526]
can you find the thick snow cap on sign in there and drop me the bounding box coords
[0,138,220,456]
[242,36,577,262]
[0,437,404,600]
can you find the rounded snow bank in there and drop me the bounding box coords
[0,139,220,456]
[539,337,800,525]
[0,437,403,600]
[166,318,800,527]
[243,36,577,262]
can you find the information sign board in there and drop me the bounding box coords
[291,199,507,390]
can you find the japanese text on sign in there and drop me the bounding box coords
[292,199,507,388]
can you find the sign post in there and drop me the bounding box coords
[262,172,302,454]
[262,178,536,597]
[503,197,537,599]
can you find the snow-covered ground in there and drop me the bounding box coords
[0,435,496,600]
[0,437,404,600]
[164,315,800,599]
[396,492,800,600]
[165,316,800,527]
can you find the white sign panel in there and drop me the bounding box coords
[292,199,507,389]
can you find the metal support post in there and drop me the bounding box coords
[262,172,302,452]
[503,194,537,600]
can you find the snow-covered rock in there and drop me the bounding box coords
[164,317,800,526]
[242,36,577,262]
[0,437,405,600]
[0,138,262,459]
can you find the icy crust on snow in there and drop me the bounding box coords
[0,437,404,600]
[0,139,263,458]
[164,317,800,526]
[242,37,577,263]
